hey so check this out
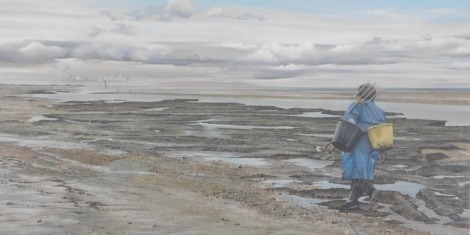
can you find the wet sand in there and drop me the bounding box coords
[0,84,469,234]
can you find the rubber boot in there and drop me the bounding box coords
[339,182,361,210]
[368,189,379,212]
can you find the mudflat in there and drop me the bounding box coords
[0,85,469,235]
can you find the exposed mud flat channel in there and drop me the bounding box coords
[1,85,469,234]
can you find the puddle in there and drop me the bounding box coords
[460,209,470,218]
[305,181,426,201]
[379,203,468,235]
[172,151,237,158]
[298,133,332,138]
[458,181,470,187]
[295,112,340,118]
[375,182,426,197]
[312,181,350,189]
[433,192,459,199]
[287,158,333,172]
[196,121,295,130]
[26,115,59,123]
[203,156,268,166]
[432,175,466,179]
[413,199,452,224]
[104,100,126,104]
[392,164,407,169]
[0,133,90,150]
[189,120,227,138]
[143,107,169,112]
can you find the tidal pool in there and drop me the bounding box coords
[309,180,426,197]
[287,158,333,172]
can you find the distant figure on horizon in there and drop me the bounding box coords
[339,83,387,212]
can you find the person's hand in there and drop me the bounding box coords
[378,154,386,164]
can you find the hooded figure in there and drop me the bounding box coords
[339,83,386,211]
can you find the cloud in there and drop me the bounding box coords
[3,34,469,75]
[87,23,133,37]
[0,39,170,64]
[455,34,470,40]
[236,12,266,21]
[1,0,469,87]
[207,7,224,17]
[0,39,68,63]
[110,23,133,35]
[206,7,266,21]
[100,11,119,21]
[127,0,196,21]
[164,0,196,18]
[87,27,104,37]
[242,42,377,66]
[449,62,470,70]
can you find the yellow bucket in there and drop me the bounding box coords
[367,123,394,150]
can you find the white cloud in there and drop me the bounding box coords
[206,6,266,21]
[19,42,68,62]
[0,39,171,64]
[207,7,224,17]
[165,0,196,19]
[0,0,469,87]
[449,62,470,70]
[126,0,196,21]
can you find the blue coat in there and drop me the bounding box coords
[341,100,386,180]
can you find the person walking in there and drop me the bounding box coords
[339,83,387,212]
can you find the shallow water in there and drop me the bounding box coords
[29,89,470,126]
[286,158,334,172]
[0,134,90,150]
[392,164,407,169]
[312,181,349,189]
[460,209,470,218]
[458,181,470,187]
[432,175,466,179]
[143,107,170,112]
[309,180,426,197]
[374,182,426,197]
[196,121,295,130]
[294,112,340,118]
[298,133,332,138]
[26,115,59,123]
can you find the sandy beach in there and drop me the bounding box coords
[0,84,469,235]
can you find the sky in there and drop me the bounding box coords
[0,0,469,88]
